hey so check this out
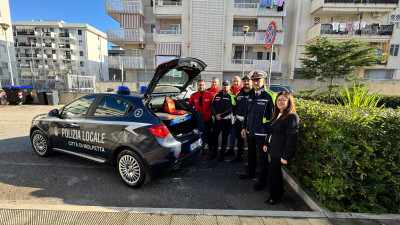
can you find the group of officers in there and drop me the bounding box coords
[188,70,276,192]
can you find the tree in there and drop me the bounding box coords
[299,37,388,84]
[298,37,388,101]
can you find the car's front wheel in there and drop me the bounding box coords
[31,130,52,156]
[117,150,146,188]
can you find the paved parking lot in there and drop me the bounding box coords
[0,104,309,211]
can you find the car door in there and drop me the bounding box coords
[78,95,134,161]
[50,95,97,152]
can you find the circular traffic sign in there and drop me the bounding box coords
[265,21,276,48]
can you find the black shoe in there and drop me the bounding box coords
[226,149,234,156]
[230,157,244,164]
[253,182,266,191]
[239,172,256,179]
[264,199,278,205]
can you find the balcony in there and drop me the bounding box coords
[15,53,38,58]
[107,29,146,48]
[229,59,281,73]
[153,29,182,43]
[44,54,57,59]
[153,0,183,19]
[109,56,145,69]
[43,43,57,48]
[233,0,286,17]
[44,64,55,70]
[311,0,399,14]
[15,42,41,48]
[60,55,76,61]
[58,43,75,50]
[231,31,256,45]
[13,30,39,37]
[42,31,56,38]
[59,32,73,39]
[254,32,284,45]
[106,0,144,22]
[307,23,394,43]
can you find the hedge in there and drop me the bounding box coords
[289,99,400,213]
[294,90,400,109]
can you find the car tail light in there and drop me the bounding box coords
[18,92,22,99]
[149,125,170,138]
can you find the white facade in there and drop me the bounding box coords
[0,0,18,86]
[12,20,109,85]
[106,0,400,84]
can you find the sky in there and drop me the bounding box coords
[9,0,120,49]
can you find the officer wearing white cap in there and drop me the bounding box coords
[231,74,251,163]
[239,70,276,191]
[211,79,236,161]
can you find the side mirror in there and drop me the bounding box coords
[48,109,59,117]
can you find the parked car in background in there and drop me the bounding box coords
[269,84,295,94]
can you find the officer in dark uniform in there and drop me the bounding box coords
[211,80,235,162]
[239,70,275,191]
[231,74,252,163]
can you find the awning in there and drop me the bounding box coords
[120,14,144,29]
[255,32,284,45]
[258,18,283,31]
[155,43,181,56]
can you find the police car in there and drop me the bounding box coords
[30,58,206,188]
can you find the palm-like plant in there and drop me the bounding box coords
[337,84,384,108]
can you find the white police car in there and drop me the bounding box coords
[30,58,206,188]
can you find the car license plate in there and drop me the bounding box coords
[190,138,202,151]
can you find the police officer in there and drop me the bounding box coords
[231,74,251,163]
[211,80,235,161]
[239,70,275,191]
[227,76,242,156]
[189,79,214,155]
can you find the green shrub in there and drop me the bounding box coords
[295,89,400,109]
[337,84,383,109]
[289,99,400,213]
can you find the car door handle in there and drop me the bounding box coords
[71,123,81,128]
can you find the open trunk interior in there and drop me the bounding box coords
[148,97,199,138]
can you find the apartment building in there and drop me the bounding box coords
[0,0,18,86]
[106,0,289,84]
[12,20,109,86]
[292,0,400,80]
[106,0,400,84]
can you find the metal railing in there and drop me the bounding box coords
[324,0,399,4]
[320,24,394,35]
[155,29,181,34]
[107,29,145,42]
[232,31,256,36]
[59,33,70,38]
[109,56,144,69]
[58,44,71,48]
[16,53,38,58]
[44,43,56,48]
[154,0,182,6]
[234,3,259,8]
[231,58,255,64]
[105,0,143,14]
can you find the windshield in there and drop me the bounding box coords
[153,68,190,94]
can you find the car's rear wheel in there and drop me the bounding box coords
[31,130,52,156]
[117,150,146,188]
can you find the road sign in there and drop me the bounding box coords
[265,21,276,48]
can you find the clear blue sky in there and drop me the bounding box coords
[9,0,119,49]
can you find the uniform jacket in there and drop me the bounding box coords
[207,86,220,96]
[264,113,299,160]
[230,85,242,96]
[243,86,275,137]
[189,91,214,122]
[235,88,251,118]
[211,91,235,119]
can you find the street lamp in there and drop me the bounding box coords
[0,23,15,85]
[242,25,250,77]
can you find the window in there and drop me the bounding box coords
[0,44,5,53]
[81,72,85,75]
[170,24,180,34]
[234,51,242,59]
[80,61,84,67]
[94,96,132,117]
[390,44,399,56]
[61,95,97,118]
[257,52,263,60]
[79,40,83,46]
[80,51,84,56]
[266,52,276,60]
[52,50,56,54]
[151,24,155,33]
[78,30,82,35]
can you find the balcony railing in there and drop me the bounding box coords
[109,56,144,69]
[155,29,181,35]
[106,0,143,14]
[324,0,399,4]
[15,42,40,47]
[58,44,73,49]
[231,59,255,64]
[44,43,56,48]
[59,33,70,38]
[16,53,38,58]
[154,0,182,6]
[107,29,145,43]
[234,3,259,8]
[232,31,256,36]
[13,30,38,36]
[320,24,393,35]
